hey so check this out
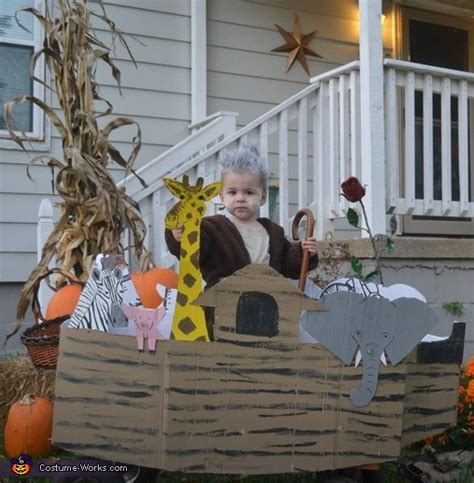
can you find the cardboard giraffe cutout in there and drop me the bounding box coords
[164,175,221,340]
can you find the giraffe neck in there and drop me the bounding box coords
[179,221,203,299]
[171,219,208,341]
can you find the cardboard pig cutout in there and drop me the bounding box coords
[121,284,178,350]
[163,175,221,341]
[122,304,166,351]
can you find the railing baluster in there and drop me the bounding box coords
[351,70,361,180]
[152,191,161,267]
[298,97,308,210]
[308,90,318,212]
[214,153,222,186]
[112,60,474,267]
[458,80,469,217]
[441,77,452,215]
[137,197,152,272]
[422,75,434,216]
[339,74,350,213]
[328,78,339,217]
[312,94,319,219]
[259,122,269,218]
[385,67,399,213]
[37,199,55,312]
[315,83,331,240]
[197,160,206,180]
[404,71,416,214]
[279,110,289,234]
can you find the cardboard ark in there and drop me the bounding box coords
[53,264,464,474]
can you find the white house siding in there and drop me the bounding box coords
[0,0,397,285]
[207,0,364,124]
[0,0,192,284]
[0,0,398,353]
[206,0,393,228]
[0,0,193,353]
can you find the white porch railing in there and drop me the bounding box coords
[119,111,238,200]
[384,59,474,218]
[118,111,238,269]
[37,59,474,273]
[120,60,365,270]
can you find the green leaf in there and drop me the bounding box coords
[351,256,363,275]
[347,208,359,228]
[364,270,380,283]
[387,241,395,253]
[442,301,464,317]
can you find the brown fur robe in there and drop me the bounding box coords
[165,214,318,288]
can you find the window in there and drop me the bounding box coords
[0,0,44,140]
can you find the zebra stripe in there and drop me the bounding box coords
[67,267,124,332]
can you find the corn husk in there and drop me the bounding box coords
[4,0,154,345]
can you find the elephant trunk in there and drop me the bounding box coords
[350,343,382,407]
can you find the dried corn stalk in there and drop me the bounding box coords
[4,0,154,343]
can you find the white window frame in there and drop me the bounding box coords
[0,0,46,146]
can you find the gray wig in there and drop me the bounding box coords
[219,145,268,191]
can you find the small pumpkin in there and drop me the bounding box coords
[131,268,178,308]
[4,394,54,458]
[45,284,82,320]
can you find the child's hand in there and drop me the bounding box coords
[301,236,318,256]
[172,226,183,242]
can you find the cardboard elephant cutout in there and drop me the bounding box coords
[301,292,439,407]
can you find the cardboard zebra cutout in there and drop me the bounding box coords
[67,256,125,332]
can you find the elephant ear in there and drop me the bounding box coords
[301,292,364,364]
[385,297,439,365]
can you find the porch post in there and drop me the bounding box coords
[37,199,54,314]
[358,0,387,235]
[191,0,207,124]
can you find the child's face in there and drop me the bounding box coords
[220,171,266,221]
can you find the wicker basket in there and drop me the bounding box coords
[20,268,82,369]
[21,316,69,369]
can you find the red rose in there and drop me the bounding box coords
[341,177,366,202]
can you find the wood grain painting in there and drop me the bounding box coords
[53,265,462,473]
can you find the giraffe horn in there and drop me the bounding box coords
[196,177,204,187]
[182,175,189,187]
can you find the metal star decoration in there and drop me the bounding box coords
[271,14,322,76]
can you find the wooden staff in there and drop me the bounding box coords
[292,209,315,292]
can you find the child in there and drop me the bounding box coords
[165,145,318,289]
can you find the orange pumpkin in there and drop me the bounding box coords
[4,394,54,458]
[131,268,178,308]
[45,284,82,320]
